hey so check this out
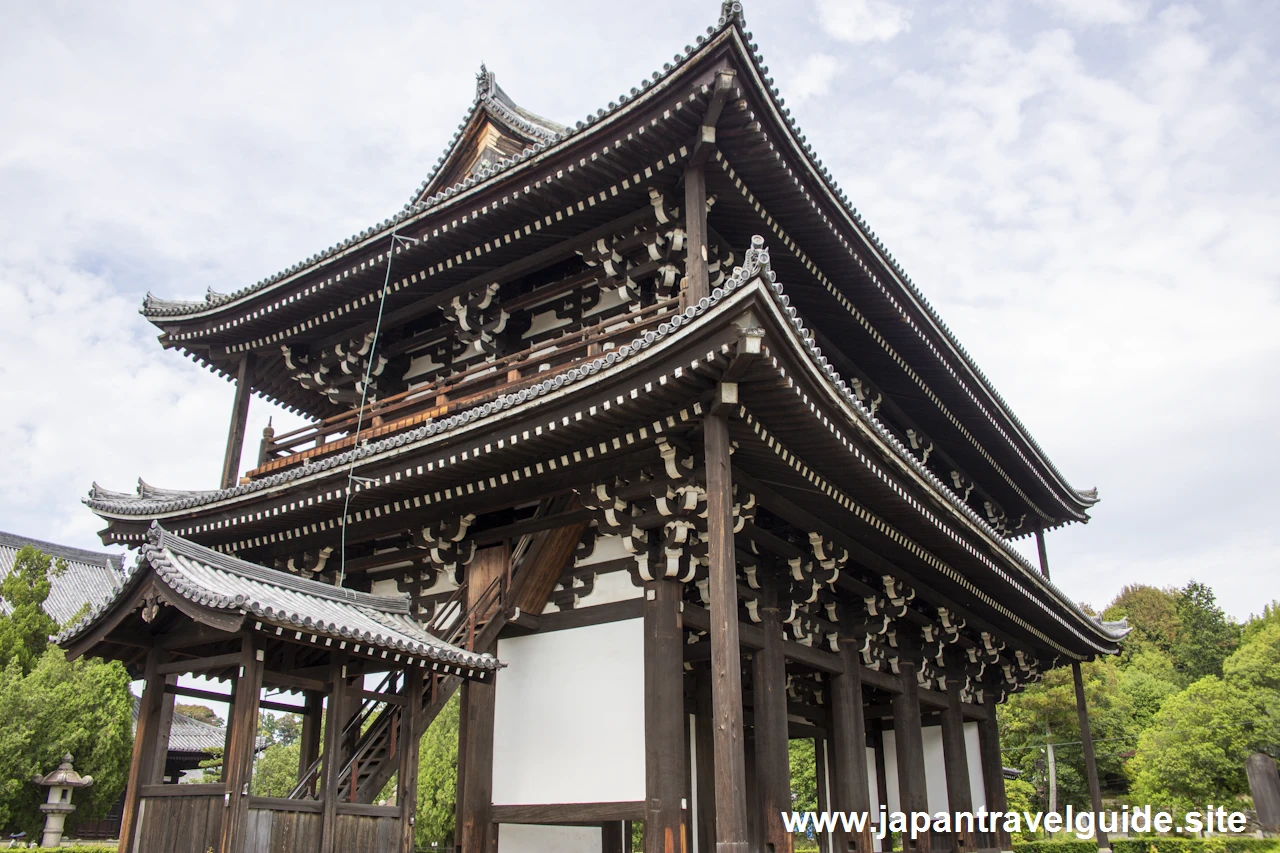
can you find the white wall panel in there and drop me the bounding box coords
[499,823,601,853]
[964,722,986,811]
[492,618,645,804]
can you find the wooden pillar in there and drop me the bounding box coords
[830,649,873,853]
[752,593,793,853]
[148,675,178,783]
[320,654,348,853]
[976,694,1010,850]
[703,411,749,853]
[1034,529,1051,580]
[299,690,323,792]
[1072,663,1109,849]
[814,737,832,853]
[458,678,497,853]
[118,646,164,853]
[694,670,717,853]
[219,637,263,853]
[603,821,626,853]
[399,667,425,853]
[872,728,891,851]
[644,577,687,853]
[221,354,255,490]
[940,675,975,852]
[683,164,709,305]
[892,660,931,853]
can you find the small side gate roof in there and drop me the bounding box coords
[59,523,498,678]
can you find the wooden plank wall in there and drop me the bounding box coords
[331,813,401,850]
[132,795,223,853]
[244,808,323,853]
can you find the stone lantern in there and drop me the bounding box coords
[32,754,93,848]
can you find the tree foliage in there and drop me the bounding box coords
[0,546,64,676]
[415,692,459,847]
[1172,581,1241,682]
[0,547,133,836]
[176,703,224,727]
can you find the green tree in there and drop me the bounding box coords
[415,693,459,847]
[0,546,64,675]
[1104,585,1180,666]
[1128,675,1270,815]
[175,703,223,727]
[250,741,300,798]
[789,738,818,813]
[1171,581,1241,682]
[0,647,134,836]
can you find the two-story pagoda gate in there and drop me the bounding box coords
[78,2,1128,852]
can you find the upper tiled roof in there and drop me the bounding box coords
[0,531,124,626]
[59,524,500,673]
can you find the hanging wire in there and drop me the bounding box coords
[337,231,419,587]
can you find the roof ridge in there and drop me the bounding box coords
[0,530,124,572]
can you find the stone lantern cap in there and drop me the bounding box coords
[33,754,94,789]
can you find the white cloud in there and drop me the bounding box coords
[1036,0,1150,26]
[816,0,912,44]
[783,53,843,102]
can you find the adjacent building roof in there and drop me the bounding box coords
[59,524,500,674]
[0,530,125,626]
[130,698,242,756]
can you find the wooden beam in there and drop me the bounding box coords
[219,637,263,853]
[148,675,178,783]
[490,801,645,822]
[753,590,794,853]
[221,353,255,490]
[262,670,331,694]
[830,644,873,853]
[644,577,687,853]
[1035,529,1051,579]
[893,655,932,853]
[977,691,1011,849]
[299,691,323,794]
[704,411,749,852]
[1074,662,1108,848]
[457,678,496,852]
[683,162,710,304]
[398,667,424,853]
[319,654,347,853]
[119,645,162,852]
[157,651,243,676]
[941,674,976,852]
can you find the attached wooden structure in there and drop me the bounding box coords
[59,526,497,853]
[80,2,1129,851]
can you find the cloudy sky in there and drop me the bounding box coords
[1,0,1276,621]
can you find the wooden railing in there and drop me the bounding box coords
[248,298,678,480]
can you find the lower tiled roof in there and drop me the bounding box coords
[0,531,124,626]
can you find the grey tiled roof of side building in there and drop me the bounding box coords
[0,530,125,626]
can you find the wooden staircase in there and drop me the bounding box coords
[288,496,586,804]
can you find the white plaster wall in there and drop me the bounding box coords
[576,533,632,567]
[867,746,880,813]
[492,618,645,804]
[883,731,901,813]
[499,823,601,853]
[964,722,987,811]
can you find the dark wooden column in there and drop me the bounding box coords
[221,353,255,490]
[1072,662,1108,848]
[320,654,348,853]
[398,667,425,853]
[219,637,263,853]
[603,821,626,853]
[694,670,717,853]
[148,674,178,783]
[1034,529,1051,580]
[704,411,749,853]
[940,672,975,852]
[683,163,709,305]
[119,646,164,853]
[830,646,873,853]
[752,589,793,853]
[458,678,497,852]
[644,577,687,853]
[893,657,931,853]
[976,692,1010,850]
[299,689,323,792]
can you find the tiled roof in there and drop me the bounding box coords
[59,524,500,673]
[0,531,124,626]
[89,240,1126,655]
[130,698,265,755]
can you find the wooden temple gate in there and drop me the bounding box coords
[76,3,1130,852]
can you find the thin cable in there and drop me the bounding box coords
[337,232,416,587]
